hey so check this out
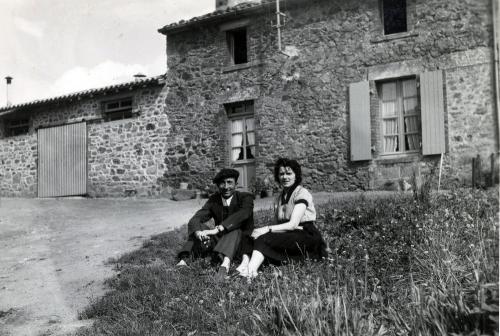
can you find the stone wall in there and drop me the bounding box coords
[0,84,170,197]
[0,131,37,196]
[163,0,497,191]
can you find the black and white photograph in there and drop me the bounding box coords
[0,0,499,335]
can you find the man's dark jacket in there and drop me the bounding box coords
[187,190,254,237]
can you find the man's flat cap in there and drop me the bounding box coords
[213,168,239,184]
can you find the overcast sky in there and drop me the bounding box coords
[0,0,214,106]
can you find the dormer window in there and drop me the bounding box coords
[382,0,407,35]
[227,27,248,65]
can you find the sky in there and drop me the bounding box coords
[0,0,214,106]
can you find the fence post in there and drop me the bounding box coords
[472,157,476,188]
[477,154,482,188]
[492,153,497,187]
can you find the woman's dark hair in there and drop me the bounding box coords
[273,158,302,185]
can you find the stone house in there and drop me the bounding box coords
[158,0,499,192]
[0,0,498,197]
[0,76,169,197]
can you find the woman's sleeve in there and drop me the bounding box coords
[294,187,313,208]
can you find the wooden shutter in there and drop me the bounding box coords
[349,81,371,161]
[420,70,446,155]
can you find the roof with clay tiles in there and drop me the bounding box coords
[158,2,269,34]
[0,75,165,114]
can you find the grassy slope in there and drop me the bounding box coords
[77,189,499,336]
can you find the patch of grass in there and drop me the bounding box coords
[77,188,498,336]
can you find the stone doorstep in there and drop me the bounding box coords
[171,189,197,201]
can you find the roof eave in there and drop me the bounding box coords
[158,4,269,35]
[0,75,166,114]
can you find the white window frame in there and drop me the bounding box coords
[226,101,255,165]
[378,77,421,155]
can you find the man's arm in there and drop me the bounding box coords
[219,193,254,232]
[187,199,215,237]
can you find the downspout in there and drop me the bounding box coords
[493,0,500,151]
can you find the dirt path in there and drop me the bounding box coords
[0,191,389,336]
[0,197,207,336]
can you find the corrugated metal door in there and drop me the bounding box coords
[38,122,87,197]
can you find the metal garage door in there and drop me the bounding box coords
[38,122,87,197]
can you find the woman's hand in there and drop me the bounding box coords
[251,227,270,240]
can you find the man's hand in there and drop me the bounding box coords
[195,229,219,241]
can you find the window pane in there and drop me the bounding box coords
[121,99,132,107]
[232,148,244,161]
[246,146,255,159]
[246,118,255,131]
[381,82,397,100]
[383,118,398,134]
[246,131,255,146]
[382,101,397,117]
[402,79,417,97]
[384,136,399,152]
[405,134,421,151]
[231,120,243,133]
[232,134,243,147]
[403,97,418,114]
[404,115,419,133]
[107,102,119,109]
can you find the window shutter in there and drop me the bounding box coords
[349,81,371,161]
[420,70,446,155]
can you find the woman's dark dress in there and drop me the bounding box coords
[244,185,327,262]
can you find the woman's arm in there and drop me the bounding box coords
[251,203,306,239]
[268,203,306,232]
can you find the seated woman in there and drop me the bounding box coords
[237,158,327,279]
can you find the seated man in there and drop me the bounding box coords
[177,168,254,279]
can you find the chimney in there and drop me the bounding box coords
[216,0,261,11]
[5,76,12,107]
[133,73,146,81]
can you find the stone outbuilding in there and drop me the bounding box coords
[0,76,170,197]
[0,0,498,197]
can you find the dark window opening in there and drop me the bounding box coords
[6,119,30,137]
[102,97,133,122]
[383,0,407,35]
[227,28,248,65]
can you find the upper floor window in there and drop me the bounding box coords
[102,97,133,122]
[6,118,30,137]
[382,0,407,35]
[227,28,248,65]
[378,78,420,154]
